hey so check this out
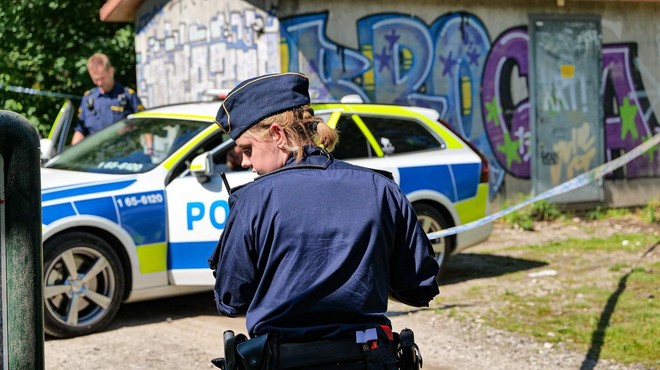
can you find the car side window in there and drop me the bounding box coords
[212,141,249,173]
[359,115,442,155]
[167,131,229,182]
[332,115,372,159]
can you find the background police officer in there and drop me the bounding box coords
[71,53,144,145]
[209,72,440,369]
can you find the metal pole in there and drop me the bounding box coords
[0,110,44,369]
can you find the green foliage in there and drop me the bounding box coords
[0,0,136,137]
[528,200,563,221]
[503,210,535,231]
[501,194,534,230]
[502,197,563,230]
[3,98,39,127]
[584,206,604,221]
[586,206,632,221]
[641,198,660,224]
[502,197,660,230]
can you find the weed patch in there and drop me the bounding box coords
[476,233,659,366]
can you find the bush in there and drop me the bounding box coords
[0,1,136,137]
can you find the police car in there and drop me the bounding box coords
[40,99,491,338]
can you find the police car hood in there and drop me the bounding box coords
[41,167,136,194]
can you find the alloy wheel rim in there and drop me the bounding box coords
[417,214,447,263]
[44,246,116,328]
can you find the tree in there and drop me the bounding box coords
[0,0,135,137]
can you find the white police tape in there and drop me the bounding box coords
[1,84,80,100]
[427,132,660,242]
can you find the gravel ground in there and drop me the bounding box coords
[45,217,658,370]
[388,308,650,370]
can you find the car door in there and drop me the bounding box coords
[325,109,454,186]
[164,139,255,286]
[41,99,75,161]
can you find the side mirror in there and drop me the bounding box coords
[40,138,54,164]
[190,151,214,184]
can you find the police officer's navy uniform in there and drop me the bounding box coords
[209,73,439,369]
[75,83,144,136]
[210,146,439,341]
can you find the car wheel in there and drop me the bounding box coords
[413,203,454,281]
[43,232,125,338]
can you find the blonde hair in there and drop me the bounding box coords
[246,105,338,162]
[87,53,113,71]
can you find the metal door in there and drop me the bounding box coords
[529,15,603,203]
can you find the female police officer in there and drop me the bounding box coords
[209,72,439,369]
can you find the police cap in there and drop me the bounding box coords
[215,72,310,140]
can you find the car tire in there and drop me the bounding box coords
[413,203,454,281]
[43,232,125,338]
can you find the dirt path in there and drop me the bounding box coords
[45,217,658,369]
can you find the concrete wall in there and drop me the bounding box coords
[135,0,281,107]
[133,0,660,209]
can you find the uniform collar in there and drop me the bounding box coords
[229,146,333,195]
[283,145,331,168]
[97,82,123,96]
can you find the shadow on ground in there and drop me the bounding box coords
[440,253,548,285]
[111,291,218,327]
[44,291,218,339]
[46,254,547,339]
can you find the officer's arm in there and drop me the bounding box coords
[71,131,85,145]
[71,104,87,144]
[388,187,440,306]
[212,206,257,317]
[131,91,145,113]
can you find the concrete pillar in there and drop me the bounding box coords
[0,110,44,369]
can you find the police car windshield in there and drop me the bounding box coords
[45,118,208,174]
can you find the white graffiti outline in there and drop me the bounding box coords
[371,17,434,89]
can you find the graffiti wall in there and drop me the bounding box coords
[135,0,281,107]
[132,0,659,206]
[279,9,659,201]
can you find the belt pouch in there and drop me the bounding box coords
[279,339,364,368]
[364,327,397,370]
[236,334,273,370]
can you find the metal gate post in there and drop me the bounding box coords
[0,111,44,369]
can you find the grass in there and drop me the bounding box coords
[457,233,659,367]
[585,206,632,221]
[502,199,565,231]
[524,233,650,253]
[500,198,660,230]
[641,198,660,224]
